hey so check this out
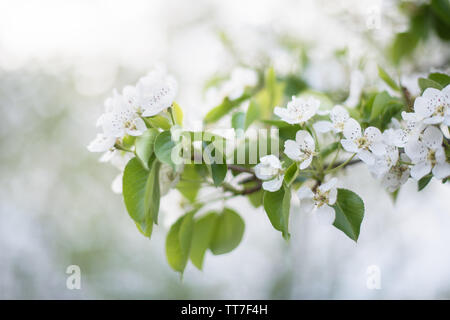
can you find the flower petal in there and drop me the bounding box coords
[313,120,333,133]
[357,150,375,165]
[299,156,313,170]
[296,130,315,151]
[410,162,432,180]
[432,162,450,179]
[422,125,443,150]
[297,186,314,200]
[341,139,359,153]
[343,118,361,140]
[262,175,283,192]
[315,205,336,225]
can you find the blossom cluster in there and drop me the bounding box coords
[87,67,178,191]
[255,84,450,219]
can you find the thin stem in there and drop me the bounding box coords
[399,160,413,166]
[326,145,341,171]
[325,153,357,173]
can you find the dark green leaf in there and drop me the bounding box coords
[428,73,450,88]
[418,174,433,191]
[332,188,365,242]
[263,185,291,239]
[418,77,443,92]
[210,208,245,255]
[370,91,391,121]
[284,162,299,186]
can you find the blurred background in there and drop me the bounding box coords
[1,0,450,299]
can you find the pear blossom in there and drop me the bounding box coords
[101,94,147,138]
[274,96,320,125]
[254,155,284,192]
[297,178,338,225]
[380,154,411,192]
[413,85,450,126]
[284,130,316,169]
[341,118,386,165]
[87,133,116,153]
[369,145,399,178]
[313,105,350,133]
[405,125,450,180]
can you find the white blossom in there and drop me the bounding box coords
[405,125,450,180]
[87,133,116,153]
[254,155,284,192]
[284,130,316,169]
[380,154,411,192]
[313,105,350,133]
[369,145,399,178]
[297,178,338,225]
[341,118,386,165]
[413,85,450,126]
[344,70,364,108]
[100,92,147,138]
[274,96,320,125]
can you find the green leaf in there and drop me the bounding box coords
[203,138,227,186]
[231,111,245,131]
[204,93,249,124]
[390,32,419,65]
[190,212,219,269]
[431,0,450,27]
[390,188,400,204]
[122,157,160,238]
[428,73,450,87]
[210,208,245,255]
[245,100,261,130]
[176,164,202,203]
[331,188,365,242]
[418,174,433,191]
[166,210,195,273]
[263,185,291,239]
[284,162,299,186]
[378,66,400,91]
[172,102,183,125]
[418,77,443,92]
[145,115,172,130]
[370,91,391,121]
[154,131,176,169]
[135,128,159,170]
[145,160,161,224]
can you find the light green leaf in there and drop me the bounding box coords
[244,100,260,130]
[122,157,160,238]
[210,208,245,255]
[166,210,195,273]
[263,185,291,239]
[135,128,159,170]
[172,102,183,126]
[190,212,219,270]
[332,188,365,242]
[146,115,172,130]
[231,111,245,131]
[176,164,202,203]
[204,93,249,124]
[154,131,176,169]
[378,66,400,91]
